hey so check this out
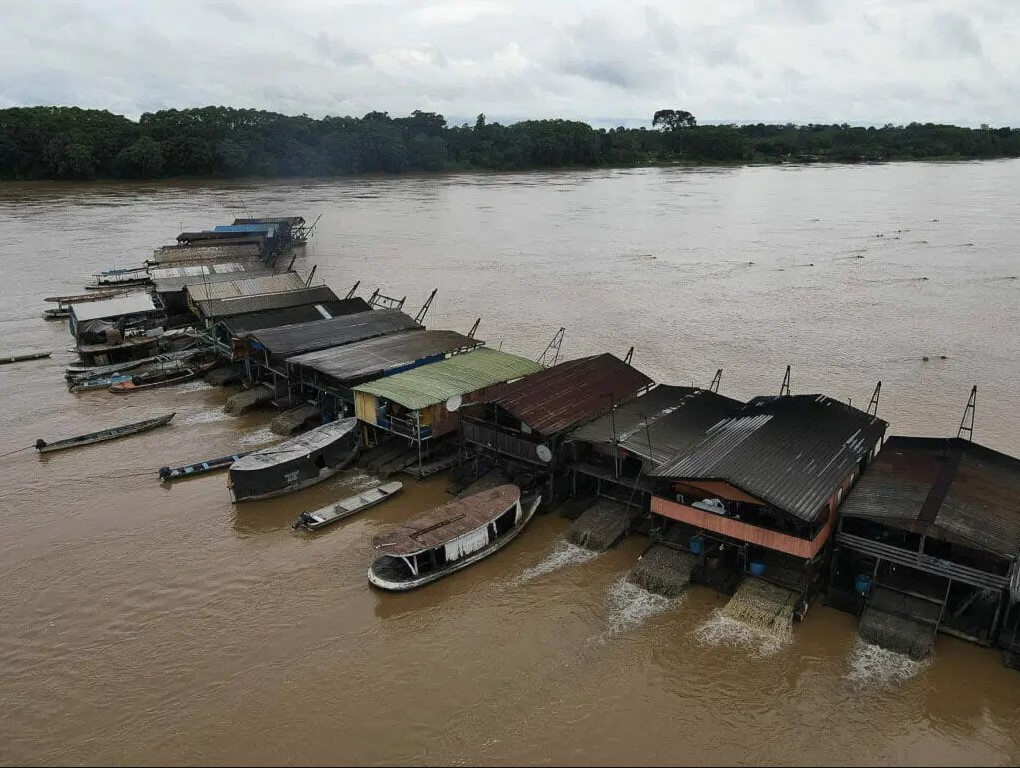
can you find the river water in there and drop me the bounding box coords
[1,161,1018,765]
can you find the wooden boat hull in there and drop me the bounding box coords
[294,481,404,531]
[110,369,199,393]
[69,374,132,392]
[43,308,69,320]
[35,413,175,454]
[229,454,357,502]
[228,418,360,503]
[159,452,251,481]
[368,495,541,591]
[1,351,52,365]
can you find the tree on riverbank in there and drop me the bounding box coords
[1,105,1018,181]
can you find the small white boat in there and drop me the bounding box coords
[293,481,404,531]
[368,484,541,591]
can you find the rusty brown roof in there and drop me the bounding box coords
[491,353,653,437]
[839,436,1020,558]
[372,485,520,555]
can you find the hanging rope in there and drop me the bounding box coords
[0,445,32,459]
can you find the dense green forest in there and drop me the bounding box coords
[1,105,1018,181]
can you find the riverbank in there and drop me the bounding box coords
[3,105,1018,183]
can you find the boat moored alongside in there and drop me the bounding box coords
[293,480,403,531]
[227,417,360,502]
[159,452,251,481]
[368,484,541,591]
[35,412,176,454]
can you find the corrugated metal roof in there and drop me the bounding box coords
[288,329,483,384]
[151,244,263,265]
[220,299,371,335]
[491,353,654,437]
[839,436,1020,558]
[196,285,340,319]
[69,293,158,322]
[353,348,544,410]
[246,309,422,357]
[653,394,888,523]
[178,230,266,243]
[185,272,306,302]
[213,224,278,235]
[151,263,271,293]
[570,385,745,466]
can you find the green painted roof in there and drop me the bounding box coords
[353,348,544,410]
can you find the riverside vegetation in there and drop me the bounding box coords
[1,105,1019,181]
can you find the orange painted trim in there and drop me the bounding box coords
[674,480,766,506]
[651,496,835,560]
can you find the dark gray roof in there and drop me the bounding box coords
[220,299,371,335]
[652,394,888,523]
[287,329,482,385]
[570,385,744,467]
[245,309,422,358]
[196,285,339,319]
[839,436,1020,558]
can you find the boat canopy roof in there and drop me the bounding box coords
[372,484,520,556]
[231,418,358,472]
[70,293,158,322]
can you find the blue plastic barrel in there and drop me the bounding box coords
[689,536,703,555]
[855,574,872,596]
[749,561,766,577]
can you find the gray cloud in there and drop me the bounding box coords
[0,0,1016,126]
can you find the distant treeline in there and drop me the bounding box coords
[1,106,1019,181]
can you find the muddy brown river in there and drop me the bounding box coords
[1,161,1019,765]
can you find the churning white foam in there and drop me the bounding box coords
[591,577,684,644]
[239,427,278,446]
[181,409,232,426]
[172,380,214,394]
[516,539,600,582]
[846,637,929,688]
[694,612,792,658]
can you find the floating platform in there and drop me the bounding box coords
[224,384,274,415]
[271,403,320,435]
[629,544,698,597]
[565,498,641,551]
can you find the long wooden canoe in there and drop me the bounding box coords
[293,481,404,531]
[1,350,52,365]
[159,452,252,481]
[35,413,176,454]
[44,289,131,303]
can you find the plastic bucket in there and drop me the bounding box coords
[855,574,872,596]
[749,561,766,577]
[689,536,703,555]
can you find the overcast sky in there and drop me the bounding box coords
[1,0,1017,127]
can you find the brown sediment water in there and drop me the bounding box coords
[1,161,1019,765]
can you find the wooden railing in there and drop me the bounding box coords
[462,420,544,465]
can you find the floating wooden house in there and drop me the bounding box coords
[151,243,263,266]
[567,385,744,506]
[192,285,340,324]
[829,435,1020,663]
[151,262,272,316]
[649,394,888,612]
[68,292,164,343]
[184,272,307,315]
[460,353,653,500]
[352,348,544,473]
[210,298,372,349]
[286,329,483,413]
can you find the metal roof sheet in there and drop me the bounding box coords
[178,230,266,243]
[652,394,888,523]
[213,224,278,235]
[570,385,745,466]
[287,329,483,384]
[69,293,158,322]
[353,348,544,411]
[151,244,263,265]
[151,263,270,293]
[196,285,340,319]
[373,485,520,555]
[246,308,422,357]
[839,436,1020,558]
[490,353,654,437]
[233,216,305,226]
[220,299,371,335]
[185,272,306,302]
